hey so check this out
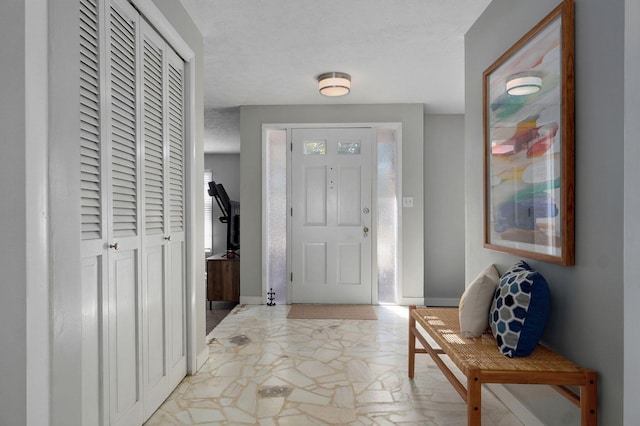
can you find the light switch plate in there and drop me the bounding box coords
[403,197,414,208]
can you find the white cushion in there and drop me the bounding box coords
[459,264,500,338]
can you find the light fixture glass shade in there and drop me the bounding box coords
[505,72,542,96]
[318,72,351,96]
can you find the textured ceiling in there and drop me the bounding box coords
[179,0,491,153]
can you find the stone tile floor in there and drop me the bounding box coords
[145,305,523,425]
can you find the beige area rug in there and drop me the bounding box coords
[287,304,377,320]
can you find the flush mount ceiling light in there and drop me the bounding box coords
[505,71,543,96]
[317,72,351,97]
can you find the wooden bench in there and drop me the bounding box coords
[408,306,598,425]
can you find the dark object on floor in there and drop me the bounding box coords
[206,301,238,335]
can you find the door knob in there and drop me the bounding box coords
[363,227,369,233]
[109,242,119,251]
[164,236,172,241]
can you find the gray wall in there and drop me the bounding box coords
[0,1,27,424]
[466,0,624,424]
[624,0,640,423]
[49,2,84,423]
[204,107,241,153]
[205,154,240,255]
[0,1,205,424]
[239,104,424,303]
[1,2,52,424]
[424,114,466,305]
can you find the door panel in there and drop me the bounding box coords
[166,46,187,390]
[142,245,168,412]
[80,3,105,422]
[107,1,144,424]
[291,128,373,304]
[337,243,361,284]
[81,256,102,426]
[109,249,143,425]
[303,243,327,284]
[140,18,170,418]
[114,252,137,410]
[169,241,186,375]
[304,166,327,225]
[338,166,361,226]
[145,247,165,384]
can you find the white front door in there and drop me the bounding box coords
[291,128,373,304]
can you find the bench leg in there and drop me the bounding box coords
[467,369,481,426]
[408,305,416,379]
[581,370,598,426]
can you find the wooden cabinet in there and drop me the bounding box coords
[207,253,240,303]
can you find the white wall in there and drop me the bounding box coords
[466,0,624,424]
[239,104,424,304]
[205,154,240,255]
[423,114,466,306]
[624,0,640,424]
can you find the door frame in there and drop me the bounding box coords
[261,122,403,305]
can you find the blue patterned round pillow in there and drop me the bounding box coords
[489,260,550,357]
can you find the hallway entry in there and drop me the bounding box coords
[263,124,401,306]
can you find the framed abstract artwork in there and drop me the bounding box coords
[483,0,575,265]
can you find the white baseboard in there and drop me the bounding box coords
[239,297,432,306]
[239,296,265,305]
[424,297,459,307]
[396,297,426,306]
[238,296,458,307]
[195,346,209,372]
[486,384,544,426]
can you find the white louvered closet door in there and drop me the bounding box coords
[140,19,170,419]
[79,1,188,424]
[79,0,107,425]
[166,46,187,390]
[106,0,144,425]
[140,20,187,416]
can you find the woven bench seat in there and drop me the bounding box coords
[408,306,597,425]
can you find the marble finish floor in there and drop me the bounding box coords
[145,305,523,425]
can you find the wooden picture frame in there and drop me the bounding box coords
[483,0,575,265]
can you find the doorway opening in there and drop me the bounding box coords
[263,123,401,305]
